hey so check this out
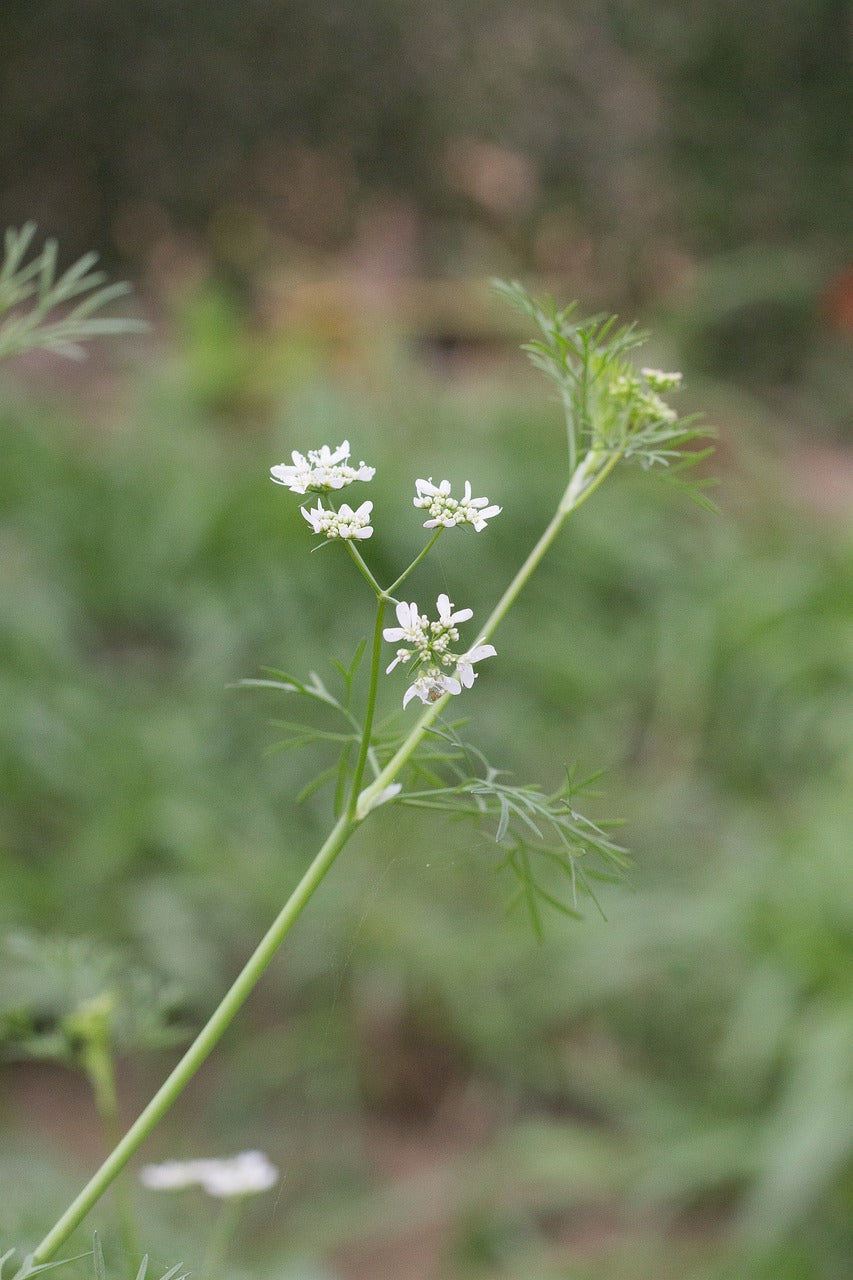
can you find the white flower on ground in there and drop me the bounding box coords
[139,1159,207,1191]
[140,1151,279,1198]
[195,1151,279,1198]
[270,441,375,494]
[413,478,501,531]
[302,499,373,540]
[382,593,495,707]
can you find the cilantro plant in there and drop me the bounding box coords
[17,276,712,1268]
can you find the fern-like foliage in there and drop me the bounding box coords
[2,1235,187,1280]
[494,278,716,506]
[400,725,630,935]
[0,224,146,362]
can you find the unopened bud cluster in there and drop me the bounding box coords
[610,367,682,426]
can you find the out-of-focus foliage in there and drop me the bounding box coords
[0,0,849,278]
[0,224,145,362]
[0,931,188,1065]
[1,299,850,1277]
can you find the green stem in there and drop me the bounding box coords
[356,490,567,815]
[202,1198,243,1280]
[355,448,623,818]
[32,812,356,1265]
[347,596,386,817]
[344,540,383,596]
[35,444,627,1261]
[561,387,577,476]
[385,528,443,596]
[84,1041,140,1273]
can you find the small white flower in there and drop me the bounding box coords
[641,368,682,393]
[413,478,501,532]
[302,499,373,540]
[383,600,429,647]
[435,592,473,628]
[403,669,461,708]
[140,1151,279,1199]
[456,641,497,689]
[139,1159,209,1191]
[383,600,429,672]
[383,594,495,707]
[196,1151,279,1198]
[271,440,375,494]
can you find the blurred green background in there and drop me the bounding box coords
[1,3,852,1279]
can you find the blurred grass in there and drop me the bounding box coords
[0,307,851,1280]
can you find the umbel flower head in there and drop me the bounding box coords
[139,1150,279,1198]
[270,440,375,494]
[413,478,501,531]
[609,368,682,426]
[302,498,373,540]
[383,593,496,707]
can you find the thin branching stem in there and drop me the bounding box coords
[385,527,443,596]
[347,597,386,816]
[344,540,383,595]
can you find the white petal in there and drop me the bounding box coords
[397,601,420,629]
[457,666,474,688]
[402,680,427,708]
[466,643,497,662]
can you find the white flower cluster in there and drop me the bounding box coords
[413,478,501,531]
[268,446,500,703]
[139,1150,279,1198]
[383,593,496,708]
[302,499,373,541]
[271,444,502,551]
[641,368,683,394]
[270,440,375,495]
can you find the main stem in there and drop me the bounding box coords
[32,812,356,1265]
[35,448,622,1263]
